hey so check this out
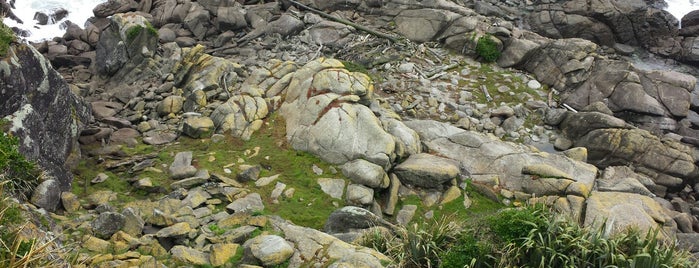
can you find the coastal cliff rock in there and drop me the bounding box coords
[0,43,91,211]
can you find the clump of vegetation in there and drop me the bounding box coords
[487,205,548,244]
[125,25,144,41]
[0,182,59,268]
[0,21,15,57]
[0,122,41,200]
[361,216,462,268]
[475,34,501,62]
[363,204,695,268]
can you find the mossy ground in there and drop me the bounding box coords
[72,112,506,236]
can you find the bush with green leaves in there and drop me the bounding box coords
[361,216,462,268]
[440,231,493,268]
[487,205,549,244]
[475,35,501,62]
[0,129,40,200]
[499,215,695,268]
[0,21,15,57]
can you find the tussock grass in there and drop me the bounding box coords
[362,205,696,268]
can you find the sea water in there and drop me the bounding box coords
[3,0,106,42]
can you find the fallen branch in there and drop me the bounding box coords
[284,0,401,43]
[481,85,492,102]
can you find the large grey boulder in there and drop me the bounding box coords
[92,212,126,239]
[324,206,394,234]
[405,120,598,194]
[528,0,678,50]
[278,58,396,168]
[392,153,460,189]
[271,216,391,267]
[584,191,675,235]
[559,112,698,191]
[395,9,458,43]
[341,159,390,189]
[93,0,138,18]
[597,166,654,196]
[95,13,157,76]
[243,235,294,266]
[1,43,91,210]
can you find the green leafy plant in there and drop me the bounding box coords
[363,216,461,268]
[475,35,501,62]
[497,212,695,268]
[487,205,549,244]
[440,231,493,268]
[0,21,15,57]
[0,128,41,200]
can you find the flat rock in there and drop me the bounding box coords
[227,193,264,213]
[584,191,673,235]
[393,153,460,189]
[318,178,345,199]
[243,235,294,266]
[171,245,209,266]
[156,222,192,237]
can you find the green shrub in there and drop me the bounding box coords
[440,231,493,268]
[487,205,548,244]
[475,35,501,62]
[0,129,40,200]
[363,216,461,268]
[498,213,695,268]
[0,21,15,57]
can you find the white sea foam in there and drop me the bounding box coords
[665,0,699,25]
[3,0,106,42]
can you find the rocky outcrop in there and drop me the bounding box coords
[278,58,411,169]
[0,43,91,210]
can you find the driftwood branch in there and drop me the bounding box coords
[284,0,401,43]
